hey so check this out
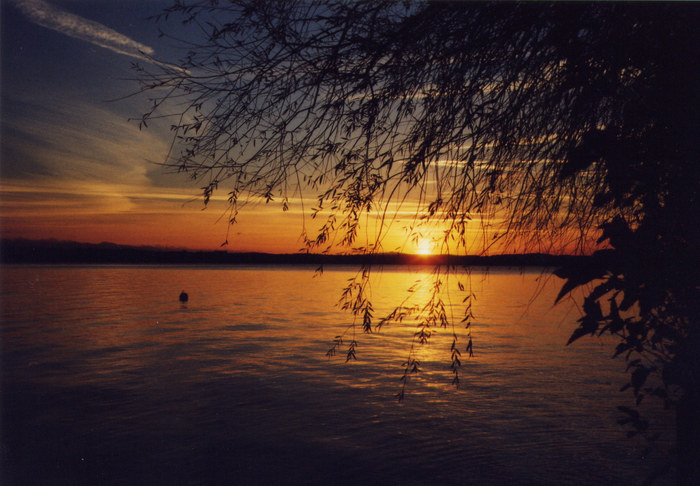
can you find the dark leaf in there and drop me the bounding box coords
[630,366,650,395]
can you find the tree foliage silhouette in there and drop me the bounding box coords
[136,2,699,483]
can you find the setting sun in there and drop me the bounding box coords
[415,239,434,255]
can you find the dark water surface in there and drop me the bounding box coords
[1,265,673,485]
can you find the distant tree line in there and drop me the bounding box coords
[1,238,585,267]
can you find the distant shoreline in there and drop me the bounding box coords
[0,238,588,267]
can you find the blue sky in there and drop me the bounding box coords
[1,0,312,251]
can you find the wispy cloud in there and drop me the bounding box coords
[2,96,179,191]
[11,0,155,62]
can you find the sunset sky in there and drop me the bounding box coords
[0,1,589,256]
[1,0,338,253]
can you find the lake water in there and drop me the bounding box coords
[1,265,674,485]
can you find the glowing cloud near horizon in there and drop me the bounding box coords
[11,0,155,62]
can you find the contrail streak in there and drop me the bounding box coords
[11,0,155,62]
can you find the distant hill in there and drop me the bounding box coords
[0,238,587,267]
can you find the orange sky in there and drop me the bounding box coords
[0,175,592,254]
[0,178,483,254]
[0,179,310,252]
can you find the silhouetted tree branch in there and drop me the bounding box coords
[136,2,699,483]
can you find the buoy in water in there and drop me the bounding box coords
[179,290,189,303]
